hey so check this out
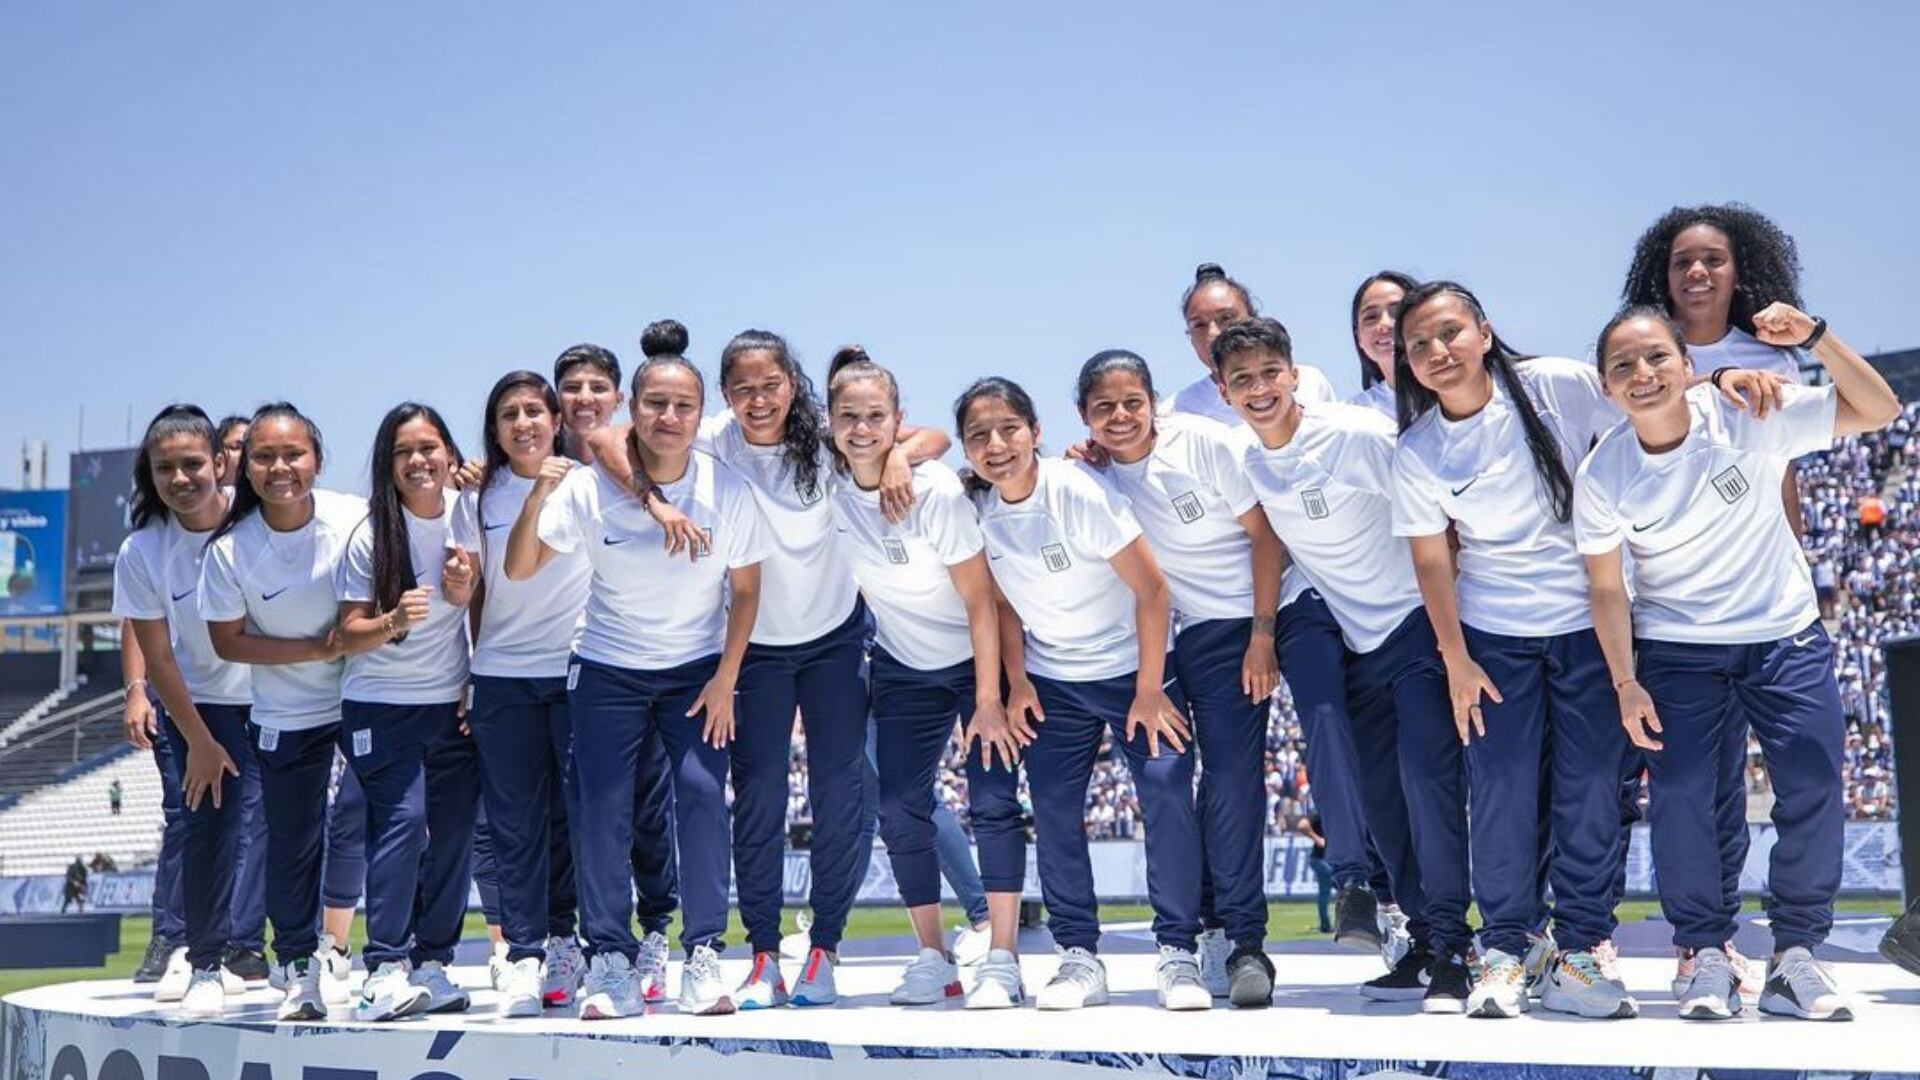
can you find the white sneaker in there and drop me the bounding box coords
[1521,931,1556,1000]
[1466,947,1528,1018]
[487,941,510,991]
[734,951,790,1009]
[275,957,327,1021]
[1196,928,1231,998]
[319,934,354,1005]
[499,956,544,1018]
[637,931,670,1004]
[1379,903,1413,971]
[1759,946,1853,1021]
[950,922,991,967]
[543,935,585,1008]
[409,960,470,1014]
[678,945,735,1016]
[891,947,962,1005]
[1154,945,1211,1011]
[154,947,191,1003]
[778,911,813,962]
[356,961,430,1022]
[577,951,643,1020]
[220,965,245,995]
[966,948,1025,1010]
[181,968,228,1019]
[791,947,838,1007]
[1676,946,1741,1021]
[1540,950,1637,1018]
[1037,946,1108,1010]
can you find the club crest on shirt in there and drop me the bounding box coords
[797,478,824,507]
[1301,487,1330,520]
[1041,543,1071,573]
[1712,465,1750,504]
[1171,491,1204,524]
[883,537,909,565]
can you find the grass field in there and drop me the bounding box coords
[1,896,1902,998]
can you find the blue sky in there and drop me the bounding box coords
[4,2,1917,489]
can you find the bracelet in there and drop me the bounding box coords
[124,678,148,698]
[381,611,398,639]
[1799,316,1828,351]
[1708,367,1734,390]
[1613,676,1638,690]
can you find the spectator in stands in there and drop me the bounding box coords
[1858,493,1885,541]
[62,855,88,913]
[108,778,123,815]
[88,851,117,873]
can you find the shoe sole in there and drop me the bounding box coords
[1334,929,1385,953]
[1229,974,1273,1009]
[422,995,471,1014]
[1878,934,1920,979]
[736,994,789,1010]
[1037,991,1109,1011]
[1359,985,1427,1002]
[891,982,964,1006]
[1469,999,1524,1018]
[1679,1000,1736,1020]
[1759,992,1853,1021]
[503,1000,544,1018]
[1159,993,1211,1011]
[791,994,837,1007]
[1421,997,1467,1015]
[278,1002,327,1021]
[683,996,736,1016]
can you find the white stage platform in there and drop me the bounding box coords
[6,948,1919,1080]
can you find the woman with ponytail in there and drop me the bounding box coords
[331,402,479,1017]
[199,403,371,1022]
[112,404,251,1017]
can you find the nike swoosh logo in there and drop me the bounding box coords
[261,587,289,601]
[1792,633,1818,648]
[602,536,632,546]
[483,523,510,532]
[1630,519,1663,532]
[170,589,194,603]
[1450,477,1479,497]
[988,553,1005,561]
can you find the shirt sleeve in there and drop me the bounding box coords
[721,477,773,570]
[1064,465,1143,561]
[1295,365,1340,406]
[1730,384,1838,461]
[336,522,375,603]
[695,412,730,457]
[1197,424,1259,516]
[1572,456,1624,556]
[1390,442,1451,537]
[919,480,986,566]
[197,535,247,623]
[536,472,591,555]
[1343,412,1400,498]
[111,534,164,620]
[449,491,481,554]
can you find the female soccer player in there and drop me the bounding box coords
[1206,319,1473,1013]
[507,345,768,1020]
[958,376,1203,1012]
[112,405,251,1017]
[1073,349,1284,1008]
[1170,263,1339,420]
[1577,304,1898,1021]
[199,403,396,1021]
[333,402,479,1016]
[823,354,1027,1009]
[1349,271,1419,419]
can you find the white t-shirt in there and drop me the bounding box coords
[113,518,251,706]
[1164,364,1338,427]
[1163,373,1329,608]
[198,490,367,731]
[1391,357,1619,637]
[1349,380,1396,421]
[1687,327,1807,385]
[1102,413,1260,628]
[1575,383,1835,644]
[336,503,470,704]
[830,461,984,672]
[538,453,770,670]
[451,473,591,679]
[977,458,1163,681]
[698,412,859,646]
[1241,403,1423,653]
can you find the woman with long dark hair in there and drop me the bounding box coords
[199,403,372,1021]
[112,404,250,1017]
[1349,271,1421,418]
[506,343,768,1020]
[1072,348,1284,1008]
[332,402,478,1017]
[1577,304,1898,1020]
[958,376,1202,1012]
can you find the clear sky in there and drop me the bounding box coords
[4,1,1917,490]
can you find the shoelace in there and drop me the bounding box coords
[1486,954,1526,986]
[1690,948,1734,988]
[686,949,722,983]
[1055,950,1101,988]
[1781,953,1839,997]
[1559,952,1604,987]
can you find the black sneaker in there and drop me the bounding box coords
[133,936,174,984]
[1332,885,1382,952]
[224,945,271,982]
[1421,952,1472,1015]
[1225,944,1274,1009]
[1362,946,1434,1002]
[1880,898,1920,979]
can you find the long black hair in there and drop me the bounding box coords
[129,404,218,531]
[1350,270,1421,389]
[720,329,825,501]
[1181,262,1258,320]
[1392,281,1574,523]
[952,376,1040,498]
[207,402,326,547]
[366,402,464,620]
[476,371,563,526]
[1621,203,1803,335]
